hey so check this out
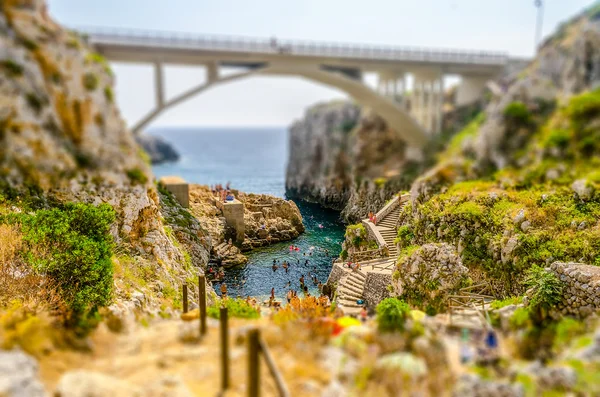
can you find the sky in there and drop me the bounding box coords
[47,0,594,129]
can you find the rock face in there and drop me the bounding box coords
[393,243,469,312]
[135,134,180,164]
[0,350,47,397]
[286,102,420,222]
[550,262,600,318]
[0,0,209,305]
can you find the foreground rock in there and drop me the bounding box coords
[135,134,180,164]
[0,350,46,397]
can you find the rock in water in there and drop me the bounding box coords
[135,134,180,164]
[0,350,47,397]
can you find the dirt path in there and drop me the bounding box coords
[38,316,329,396]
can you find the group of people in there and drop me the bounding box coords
[368,211,377,224]
[346,261,362,271]
[207,266,226,281]
[211,182,235,203]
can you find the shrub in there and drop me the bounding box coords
[376,298,410,332]
[207,298,259,319]
[104,86,114,103]
[25,93,44,115]
[524,265,563,311]
[543,129,571,150]
[345,223,368,248]
[13,203,115,331]
[340,249,348,260]
[395,225,414,247]
[0,60,24,77]
[374,178,387,188]
[503,101,532,126]
[82,73,98,91]
[340,120,356,133]
[126,168,148,185]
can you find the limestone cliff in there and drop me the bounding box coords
[0,0,210,311]
[391,6,600,303]
[286,101,423,222]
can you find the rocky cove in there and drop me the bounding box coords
[2,1,600,396]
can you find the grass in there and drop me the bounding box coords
[0,60,24,77]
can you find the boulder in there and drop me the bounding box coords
[54,370,141,397]
[0,350,46,397]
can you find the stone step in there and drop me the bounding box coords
[348,272,366,282]
[338,298,363,308]
[339,287,363,299]
[340,283,363,296]
[339,292,363,302]
[339,306,362,316]
[345,279,365,291]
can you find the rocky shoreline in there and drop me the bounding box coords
[187,184,304,266]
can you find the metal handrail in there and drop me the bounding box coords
[73,26,510,66]
[258,336,291,397]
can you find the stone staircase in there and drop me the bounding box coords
[374,203,402,256]
[337,269,367,316]
[335,257,397,315]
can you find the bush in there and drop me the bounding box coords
[376,298,410,332]
[207,298,259,319]
[82,73,98,91]
[25,93,44,115]
[126,168,148,185]
[104,86,114,103]
[0,60,24,77]
[524,265,563,313]
[395,225,414,247]
[14,203,115,330]
[340,120,356,133]
[503,101,532,126]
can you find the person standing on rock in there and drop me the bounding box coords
[270,287,275,300]
[299,275,305,289]
[220,283,228,299]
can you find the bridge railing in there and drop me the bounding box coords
[74,26,509,66]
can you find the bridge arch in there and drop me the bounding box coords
[132,63,429,147]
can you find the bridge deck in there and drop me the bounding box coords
[79,27,509,74]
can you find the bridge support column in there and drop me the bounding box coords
[412,70,443,136]
[154,62,165,108]
[206,61,219,84]
[456,76,488,106]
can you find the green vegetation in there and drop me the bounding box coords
[20,37,38,51]
[345,223,368,249]
[374,177,387,188]
[25,93,45,115]
[490,296,523,310]
[503,101,532,126]
[207,298,260,319]
[4,203,115,331]
[523,265,564,318]
[82,73,99,91]
[339,120,356,134]
[0,60,24,77]
[104,86,114,103]
[376,298,410,332]
[126,168,148,185]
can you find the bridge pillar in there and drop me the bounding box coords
[206,61,219,84]
[456,76,488,106]
[412,70,443,135]
[154,62,165,108]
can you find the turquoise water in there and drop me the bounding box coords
[150,127,345,300]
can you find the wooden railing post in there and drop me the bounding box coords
[182,283,188,314]
[220,307,230,391]
[199,275,207,337]
[248,328,260,397]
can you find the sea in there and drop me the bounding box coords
[151,127,345,300]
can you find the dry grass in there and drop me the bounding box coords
[0,223,22,264]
